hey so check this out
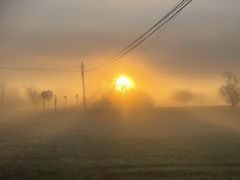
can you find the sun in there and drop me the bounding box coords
[115,75,134,94]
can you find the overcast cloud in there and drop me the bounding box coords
[1,0,240,71]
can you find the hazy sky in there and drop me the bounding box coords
[1,0,240,105]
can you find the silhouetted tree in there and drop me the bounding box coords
[173,90,194,106]
[41,90,53,109]
[25,87,41,106]
[219,72,240,107]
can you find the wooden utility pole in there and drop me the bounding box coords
[63,96,67,109]
[1,83,5,107]
[76,94,79,106]
[54,95,57,111]
[81,62,87,109]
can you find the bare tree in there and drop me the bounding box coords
[219,72,240,107]
[41,90,53,109]
[25,87,41,106]
[173,90,194,106]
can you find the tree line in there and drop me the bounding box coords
[18,72,240,109]
[172,72,240,108]
[25,87,80,110]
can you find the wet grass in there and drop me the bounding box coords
[0,107,240,179]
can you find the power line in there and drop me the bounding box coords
[86,11,181,73]
[0,65,234,75]
[0,0,193,74]
[86,0,193,71]
[89,0,186,69]
[86,20,173,73]
[100,0,193,68]
[0,66,81,72]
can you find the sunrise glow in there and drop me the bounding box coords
[115,75,134,93]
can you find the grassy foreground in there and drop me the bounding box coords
[0,106,240,179]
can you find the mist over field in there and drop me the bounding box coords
[1,106,240,179]
[1,0,240,179]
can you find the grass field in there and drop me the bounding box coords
[0,107,240,179]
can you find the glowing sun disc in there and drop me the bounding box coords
[115,75,134,93]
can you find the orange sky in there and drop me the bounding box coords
[1,0,239,106]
